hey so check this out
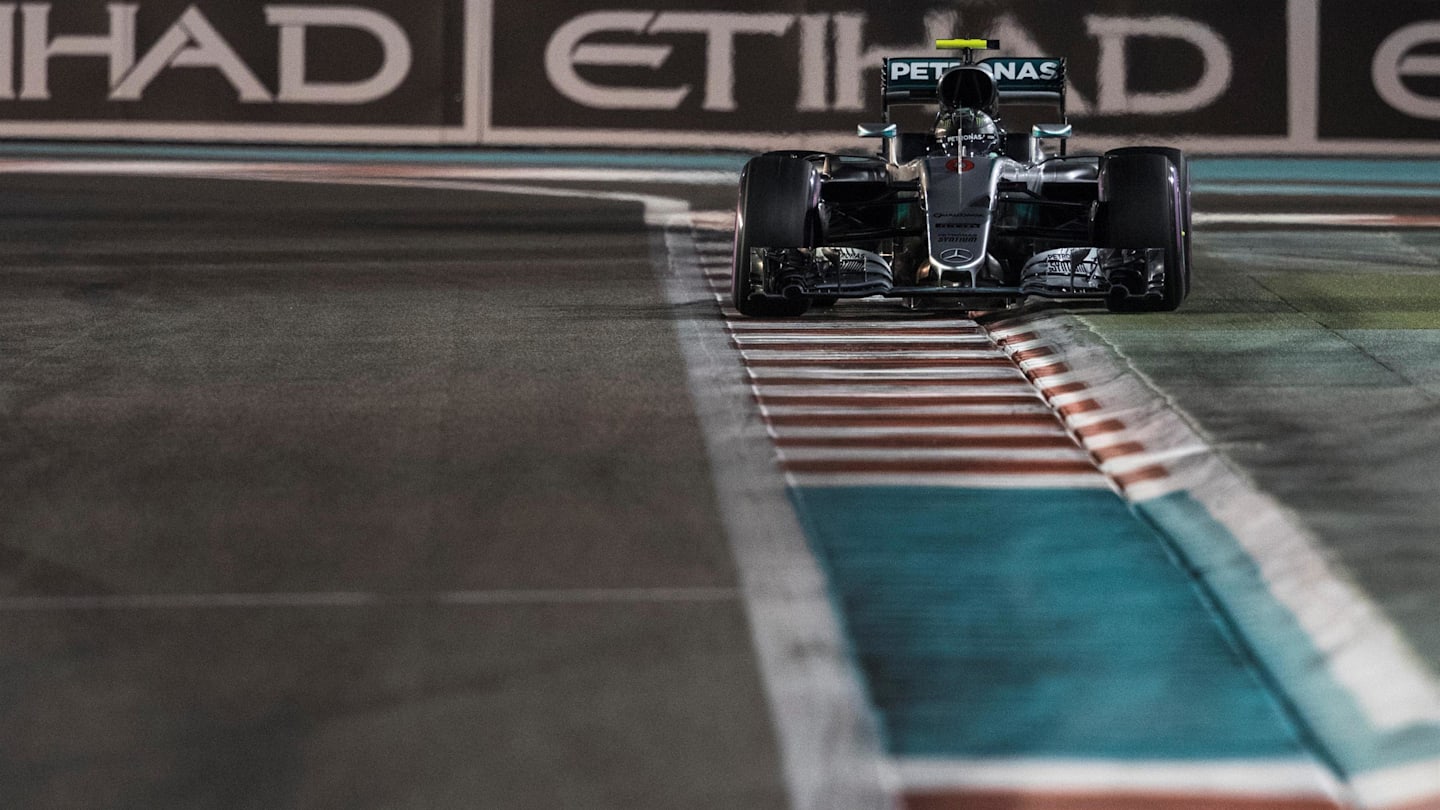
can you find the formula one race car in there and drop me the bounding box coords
[731,38,1191,316]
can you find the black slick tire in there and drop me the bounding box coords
[1099,149,1191,312]
[731,155,820,318]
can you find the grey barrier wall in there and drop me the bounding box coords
[2,0,1440,153]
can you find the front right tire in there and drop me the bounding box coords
[731,155,821,318]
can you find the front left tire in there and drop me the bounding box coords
[1099,149,1191,312]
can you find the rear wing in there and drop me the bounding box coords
[882,56,1067,112]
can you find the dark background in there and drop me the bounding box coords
[1319,0,1440,140]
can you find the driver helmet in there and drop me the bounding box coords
[936,108,1002,156]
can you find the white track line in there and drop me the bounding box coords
[750,384,1042,396]
[787,472,1110,489]
[660,212,897,810]
[897,757,1342,799]
[747,367,1026,382]
[777,447,1093,462]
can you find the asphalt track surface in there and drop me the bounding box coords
[0,174,788,809]
[4,161,1440,809]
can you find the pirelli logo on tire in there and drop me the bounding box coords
[0,0,483,144]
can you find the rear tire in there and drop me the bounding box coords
[731,155,820,317]
[1099,150,1190,312]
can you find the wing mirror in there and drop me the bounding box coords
[1031,123,1073,139]
[857,123,898,139]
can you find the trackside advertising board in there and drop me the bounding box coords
[6,0,1440,153]
[489,0,1288,145]
[0,0,480,143]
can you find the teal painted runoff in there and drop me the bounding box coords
[1136,492,1440,778]
[1193,182,1440,198]
[794,484,1313,755]
[790,486,1309,760]
[1190,158,1440,185]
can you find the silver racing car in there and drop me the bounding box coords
[731,38,1192,317]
